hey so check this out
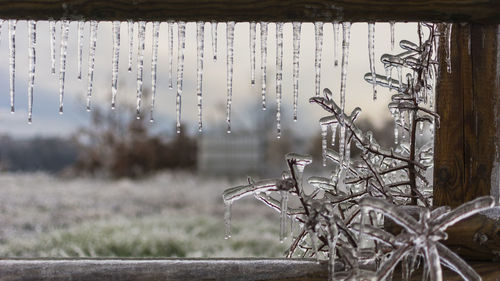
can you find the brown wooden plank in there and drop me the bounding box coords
[0,0,499,22]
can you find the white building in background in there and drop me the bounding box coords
[197,133,266,176]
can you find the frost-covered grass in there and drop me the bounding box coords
[0,172,287,257]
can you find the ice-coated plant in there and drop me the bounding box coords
[222,23,495,281]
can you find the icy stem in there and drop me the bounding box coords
[150,22,160,122]
[135,21,146,119]
[368,22,377,100]
[49,20,56,75]
[249,22,256,86]
[260,22,268,110]
[292,22,301,121]
[127,20,134,72]
[275,22,284,138]
[77,21,84,79]
[176,21,186,133]
[58,20,70,114]
[226,21,235,133]
[111,21,121,110]
[211,21,218,61]
[8,20,16,113]
[168,21,174,89]
[314,22,324,97]
[196,21,205,131]
[86,21,99,111]
[27,20,36,124]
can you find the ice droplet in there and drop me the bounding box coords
[275,22,284,138]
[314,22,324,97]
[249,22,256,86]
[211,21,218,61]
[260,22,268,110]
[292,22,301,121]
[333,22,340,67]
[86,21,99,111]
[111,21,121,110]
[8,19,16,113]
[226,21,235,133]
[280,190,288,242]
[168,21,174,89]
[224,201,232,239]
[150,22,160,122]
[368,22,377,100]
[127,20,134,72]
[390,21,395,51]
[176,21,186,133]
[135,21,146,119]
[27,20,36,124]
[77,21,84,79]
[49,20,56,75]
[196,21,205,132]
[445,23,452,73]
[58,20,70,114]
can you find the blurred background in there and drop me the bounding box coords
[0,21,420,257]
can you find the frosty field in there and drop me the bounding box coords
[0,172,287,257]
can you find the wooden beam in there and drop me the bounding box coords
[0,0,499,23]
[434,23,500,207]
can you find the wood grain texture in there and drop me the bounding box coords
[434,23,500,207]
[0,0,499,22]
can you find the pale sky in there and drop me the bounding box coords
[0,21,419,138]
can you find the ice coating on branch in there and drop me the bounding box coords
[27,20,36,124]
[168,21,174,89]
[226,21,235,133]
[86,21,98,111]
[445,23,452,73]
[368,23,377,100]
[390,21,395,51]
[49,20,56,75]
[127,21,133,72]
[314,22,324,97]
[150,22,160,122]
[260,22,268,110]
[8,20,16,113]
[286,153,312,190]
[196,21,205,131]
[275,22,284,138]
[223,179,280,203]
[135,21,146,119]
[280,190,288,242]
[249,22,256,86]
[77,21,84,79]
[111,21,121,110]
[176,21,186,133]
[58,20,69,114]
[211,21,218,61]
[333,22,340,67]
[292,22,301,121]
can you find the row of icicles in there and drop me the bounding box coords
[2,20,452,137]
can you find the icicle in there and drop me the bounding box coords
[249,22,256,86]
[168,21,174,89]
[385,64,393,90]
[58,20,69,114]
[8,20,16,113]
[111,21,121,110]
[328,227,339,281]
[150,22,160,122]
[275,22,284,138]
[390,21,395,51]
[27,20,36,124]
[394,110,400,144]
[314,22,324,97]
[211,21,218,61]
[331,123,338,146]
[260,22,268,110]
[196,21,205,131]
[339,22,351,185]
[224,201,232,239]
[292,22,301,121]
[77,21,84,79]
[280,191,288,242]
[419,121,424,136]
[176,21,186,133]
[49,20,56,75]
[86,21,98,111]
[321,124,328,166]
[0,20,3,46]
[333,22,340,67]
[368,22,377,100]
[445,23,452,73]
[135,21,146,119]
[226,21,235,134]
[127,21,133,72]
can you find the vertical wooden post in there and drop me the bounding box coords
[434,24,500,207]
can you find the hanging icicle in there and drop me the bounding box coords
[168,21,174,89]
[276,22,284,138]
[77,21,84,80]
[27,20,36,124]
[86,21,99,111]
[339,22,352,187]
[226,21,235,133]
[249,22,256,86]
[260,22,268,110]
[135,21,146,118]
[279,190,288,242]
[321,124,328,166]
[127,20,134,72]
[211,21,218,61]
[314,22,324,97]
[8,20,16,113]
[333,22,340,67]
[111,21,121,110]
[58,20,70,114]
[445,23,452,73]
[150,22,160,122]
[196,21,205,132]
[49,20,56,75]
[368,22,377,100]
[224,201,232,239]
[292,22,301,121]
[390,21,395,51]
[176,21,186,133]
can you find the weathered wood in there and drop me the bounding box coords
[393,262,500,280]
[0,0,499,22]
[434,23,500,207]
